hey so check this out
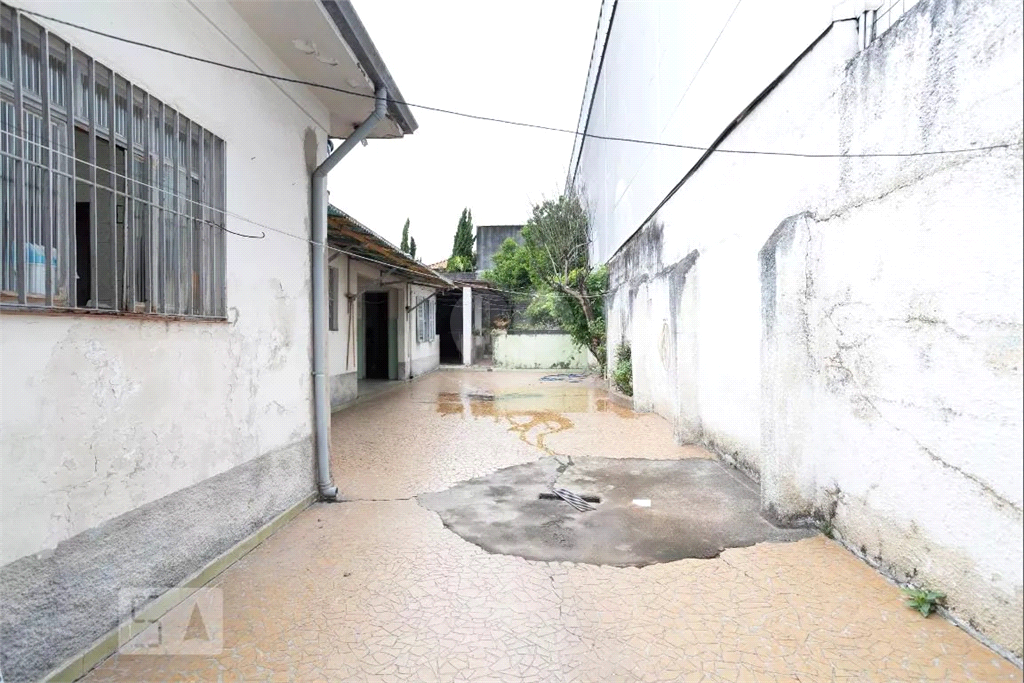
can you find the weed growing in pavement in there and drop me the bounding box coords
[902,587,946,617]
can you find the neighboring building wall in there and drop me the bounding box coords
[571,0,834,265]
[0,3,329,681]
[492,330,596,370]
[586,0,1023,658]
[476,224,523,274]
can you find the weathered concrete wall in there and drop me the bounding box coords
[0,1,329,679]
[593,0,1023,657]
[492,330,596,370]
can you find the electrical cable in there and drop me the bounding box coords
[4,128,610,301]
[13,7,1018,160]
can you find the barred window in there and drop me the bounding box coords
[428,296,435,341]
[416,294,435,343]
[1,4,226,317]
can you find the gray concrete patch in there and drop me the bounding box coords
[418,457,814,567]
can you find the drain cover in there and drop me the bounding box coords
[538,492,601,504]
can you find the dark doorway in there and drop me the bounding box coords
[364,292,390,379]
[75,202,91,307]
[437,290,463,364]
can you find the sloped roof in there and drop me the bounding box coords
[327,206,452,289]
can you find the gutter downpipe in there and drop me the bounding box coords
[311,86,388,500]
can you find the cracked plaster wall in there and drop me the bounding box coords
[592,0,1023,657]
[0,1,329,678]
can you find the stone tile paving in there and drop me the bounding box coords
[85,371,1021,683]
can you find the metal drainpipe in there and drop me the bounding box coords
[311,86,388,500]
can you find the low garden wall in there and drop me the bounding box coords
[491,330,597,369]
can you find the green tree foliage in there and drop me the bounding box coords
[488,238,534,292]
[409,236,417,260]
[612,343,633,396]
[484,189,608,374]
[448,208,475,271]
[400,218,411,254]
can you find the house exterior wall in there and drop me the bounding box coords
[326,257,439,407]
[581,0,1023,658]
[408,283,441,377]
[328,254,358,407]
[0,2,331,680]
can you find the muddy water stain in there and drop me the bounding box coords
[436,392,574,455]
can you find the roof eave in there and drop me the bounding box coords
[319,0,419,135]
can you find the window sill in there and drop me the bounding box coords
[0,304,230,323]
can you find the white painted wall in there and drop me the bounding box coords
[326,257,439,391]
[408,283,440,377]
[328,255,353,377]
[0,0,330,566]
[492,331,596,370]
[572,0,834,265]
[582,0,1023,657]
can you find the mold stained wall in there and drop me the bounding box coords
[583,0,1024,658]
[0,1,327,581]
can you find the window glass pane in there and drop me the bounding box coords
[94,64,110,133]
[19,19,41,98]
[131,90,145,150]
[1,99,15,292]
[73,52,89,121]
[51,121,69,301]
[23,110,43,292]
[133,151,148,302]
[0,6,13,84]
[114,77,127,139]
[47,37,67,109]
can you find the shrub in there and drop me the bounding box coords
[612,343,632,396]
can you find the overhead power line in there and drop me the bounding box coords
[16,7,1018,160]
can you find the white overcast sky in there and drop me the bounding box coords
[326,0,601,266]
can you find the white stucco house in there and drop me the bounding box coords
[0,1,418,680]
[325,204,449,407]
[571,0,1022,661]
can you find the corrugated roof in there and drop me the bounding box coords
[327,206,452,288]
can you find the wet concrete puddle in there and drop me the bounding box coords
[425,386,813,567]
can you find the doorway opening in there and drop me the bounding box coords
[363,291,390,380]
[437,289,463,364]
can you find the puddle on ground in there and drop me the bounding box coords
[436,392,573,455]
[436,387,637,454]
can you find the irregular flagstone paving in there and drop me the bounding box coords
[85,371,1022,683]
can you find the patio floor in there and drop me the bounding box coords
[84,371,1021,682]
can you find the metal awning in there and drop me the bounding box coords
[327,206,452,289]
